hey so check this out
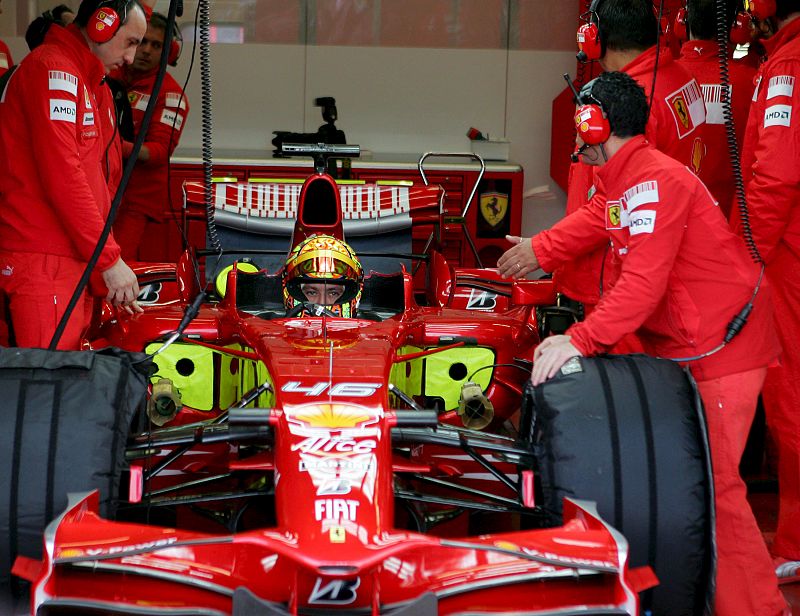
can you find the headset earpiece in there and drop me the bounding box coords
[87,1,125,44]
[574,103,611,145]
[674,7,688,41]
[577,21,603,62]
[576,0,603,62]
[730,10,754,44]
[744,0,776,20]
[168,22,183,66]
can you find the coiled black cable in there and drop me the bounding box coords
[716,0,763,265]
[662,0,764,361]
[199,0,220,253]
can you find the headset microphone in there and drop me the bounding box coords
[570,143,591,163]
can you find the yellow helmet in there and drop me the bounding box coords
[282,235,363,317]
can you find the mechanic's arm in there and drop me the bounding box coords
[23,59,121,273]
[498,190,609,278]
[742,60,800,262]
[533,177,691,383]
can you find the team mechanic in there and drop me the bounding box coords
[675,0,756,220]
[0,0,146,350]
[558,0,707,311]
[735,0,800,575]
[498,71,787,616]
[111,10,189,260]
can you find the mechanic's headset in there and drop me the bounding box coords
[167,19,183,66]
[730,0,777,43]
[674,5,688,40]
[86,0,132,44]
[674,1,774,44]
[574,84,611,146]
[577,0,604,62]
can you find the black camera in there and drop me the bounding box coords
[272,96,347,157]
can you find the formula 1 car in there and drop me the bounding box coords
[4,145,712,615]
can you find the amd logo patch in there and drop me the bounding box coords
[628,210,656,236]
[50,99,76,123]
[764,104,792,128]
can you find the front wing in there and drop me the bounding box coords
[24,492,640,615]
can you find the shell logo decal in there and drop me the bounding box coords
[290,403,376,429]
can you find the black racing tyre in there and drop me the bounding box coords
[0,347,150,587]
[521,354,714,616]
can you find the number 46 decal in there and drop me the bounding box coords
[282,382,382,398]
[309,577,360,605]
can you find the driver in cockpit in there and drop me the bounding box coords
[282,234,363,318]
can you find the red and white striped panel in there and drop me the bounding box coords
[184,181,441,220]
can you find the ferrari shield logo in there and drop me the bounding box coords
[666,81,704,139]
[606,201,622,230]
[479,192,508,229]
[672,95,690,129]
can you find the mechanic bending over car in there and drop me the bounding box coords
[0,0,146,350]
[498,71,787,616]
[282,234,364,318]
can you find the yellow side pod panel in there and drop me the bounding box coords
[145,343,273,412]
[391,346,495,410]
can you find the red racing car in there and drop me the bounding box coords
[3,145,713,616]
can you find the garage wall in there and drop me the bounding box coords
[0,1,578,236]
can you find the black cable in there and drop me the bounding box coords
[199,0,219,254]
[49,0,184,350]
[661,0,764,362]
[467,363,532,382]
[716,0,763,266]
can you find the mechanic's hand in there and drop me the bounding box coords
[102,259,143,314]
[497,235,539,279]
[531,335,582,386]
